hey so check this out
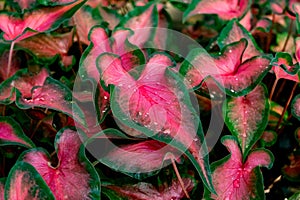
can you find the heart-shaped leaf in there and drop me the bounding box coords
[20,127,101,200]
[0,0,85,42]
[5,161,55,200]
[282,151,300,182]
[100,139,182,176]
[292,94,300,120]
[17,29,75,69]
[0,116,35,148]
[260,130,277,147]
[271,52,300,82]
[72,5,101,45]
[79,26,145,124]
[103,178,195,200]
[183,0,250,21]
[204,136,273,200]
[16,77,86,126]
[97,6,121,30]
[217,20,263,62]
[223,84,269,156]
[180,39,271,96]
[0,68,49,105]
[117,2,158,48]
[97,52,215,193]
[80,25,145,82]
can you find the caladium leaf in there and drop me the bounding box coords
[180,39,271,96]
[72,5,101,45]
[0,68,49,105]
[16,77,86,126]
[282,151,300,182]
[103,178,195,200]
[98,6,121,30]
[20,128,101,200]
[183,0,250,21]
[79,26,145,124]
[204,136,274,200]
[0,0,85,42]
[117,2,158,48]
[0,116,35,148]
[292,94,300,120]
[17,30,75,69]
[80,25,145,82]
[223,84,269,156]
[97,52,215,193]
[100,139,182,175]
[5,161,55,200]
[271,52,300,82]
[260,130,277,147]
[217,19,263,62]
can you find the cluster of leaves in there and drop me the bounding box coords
[0,0,299,199]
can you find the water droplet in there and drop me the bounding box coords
[229,49,232,53]
[104,96,108,100]
[138,111,142,116]
[164,129,171,134]
[118,83,123,87]
[230,89,235,93]
[193,138,198,142]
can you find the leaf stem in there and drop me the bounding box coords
[269,78,279,100]
[171,156,190,199]
[282,19,294,52]
[7,41,15,79]
[275,82,298,132]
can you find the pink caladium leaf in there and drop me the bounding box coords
[79,26,145,124]
[292,94,300,120]
[80,25,145,82]
[223,84,269,156]
[0,68,49,105]
[183,0,250,21]
[20,128,101,200]
[5,161,55,200]
[259,130,277,147]
[204,136,274,200]
[282,152,300,181]
[98,6,121,30]
[117,2,158,48]
[217,19,263,62]
[100,139,182,175]
[0,116,35,148]
[72,5,101,45]
[271,52,300,82]
[97,52,215,193]
[180,39,271,96]
[0,0,85,42]
[104,178,195,200]
[17,29,75,69]
[16,77,86,126]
